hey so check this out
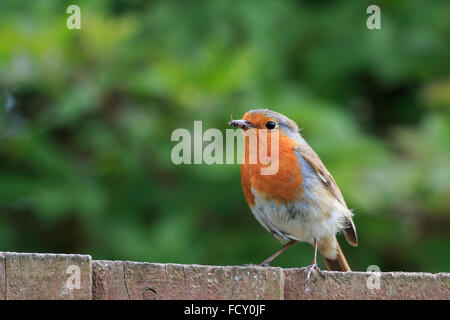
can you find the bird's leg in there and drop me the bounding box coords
[259,240,297,267]
[300,239,325,284]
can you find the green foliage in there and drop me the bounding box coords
[0,0,449,272]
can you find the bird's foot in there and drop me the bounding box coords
[300,262,324,284]
[242,263,256,267]
[242,262,270,268]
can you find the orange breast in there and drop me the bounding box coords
[241,130,303,206]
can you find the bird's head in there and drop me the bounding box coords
[228,109,299,138]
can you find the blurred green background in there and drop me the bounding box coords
[0,0,449,273]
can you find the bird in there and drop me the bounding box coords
[228,109,358,282]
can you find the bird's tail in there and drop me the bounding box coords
[319,237,351,271]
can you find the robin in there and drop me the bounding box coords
[228,109,358,282]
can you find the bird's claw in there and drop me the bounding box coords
[242,262,270,268]
[300,263,324,284]
[242,263,257,267]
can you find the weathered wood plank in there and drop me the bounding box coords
[0,252,5,300]
[92,260,284,300]
[283,269,450,300]
[4,252,92,300]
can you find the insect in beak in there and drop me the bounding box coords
[228,119,254,129]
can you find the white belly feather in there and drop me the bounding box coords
[249,156,352,245]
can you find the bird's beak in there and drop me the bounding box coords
[228,119,254,130]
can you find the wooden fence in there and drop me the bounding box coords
[0,252,448,300]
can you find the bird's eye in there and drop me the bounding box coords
[265,121,276,130]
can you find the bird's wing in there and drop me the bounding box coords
[297,141,358,247]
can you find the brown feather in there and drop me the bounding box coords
[343,217,358,247]
[323,241,351,271]
[298,141,358,247]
